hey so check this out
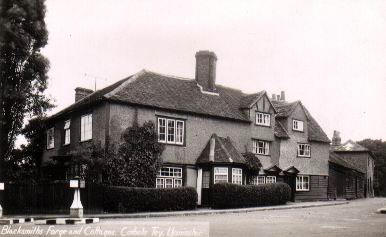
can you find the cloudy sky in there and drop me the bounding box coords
[40,0,386,142]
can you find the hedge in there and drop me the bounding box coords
[102,186,197,213]
[211,183,291,209]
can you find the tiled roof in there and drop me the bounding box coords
[271,100,330,143]
[49,70,264,122]
[239,91,265,109]
[329,151,364,173]
[332,140,369,152]
[274,120,289,138]
[196,134,245,164]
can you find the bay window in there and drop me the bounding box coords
[232,168,242,185]
[266,176,276,183]
[251,176,265,185]
[214,167,228,184]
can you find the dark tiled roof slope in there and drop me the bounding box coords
[196,134,245,164]
[239,91,265,109]
[274,120,290,138]
[272,100,330,143]
[329,151,364,173]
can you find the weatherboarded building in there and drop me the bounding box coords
[43,51,331,205]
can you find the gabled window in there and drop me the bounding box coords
[80,114,92,141]
[157,117,184,145]
[255,112,271,126]
[46,127,55,149]
[252,140,270,155]
[298,143,311,157]
[64,120,71,145]
[156,167,182,188]
[266,176,276,184]
[251,176,265,185]
[232,168,242,185]
[293,119,304,132]
[296,175,309,191]
[214,167,228,184]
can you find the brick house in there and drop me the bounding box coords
[43,51,331,204]
[330,131,375,198]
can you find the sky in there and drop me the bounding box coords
[32,0,386,144]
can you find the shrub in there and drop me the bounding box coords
[211,182,291,209]
[102,186,197,213]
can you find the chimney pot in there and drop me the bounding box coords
[75,87,93,102]
[280,91,285,101]
[276,95,280,101]
[272,94,276,101]
[195,50,217,92]
[332,130,342,146]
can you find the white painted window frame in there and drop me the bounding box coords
[232,168,243,185]
[158,117,184,145]
[253,140,270,155]
[80,114,92,141]
[46,127,55,149]
[296,175,310,191]
[266,176,276,184]
[156,167,183,188]
[298,143,311,157]
[255,112,271,126]
[293,119,304,132]
[64,120,71,145]
[214,167,228,184]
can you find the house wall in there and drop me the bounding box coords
[295,175,328,201]
[328,163,365,200]
[42,102,108,164]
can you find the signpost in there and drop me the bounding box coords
[69,177,85,218]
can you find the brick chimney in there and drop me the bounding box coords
[332,130,342,146]
[195,50,217,93]
[75,87,93,102]
[280,91,285,101]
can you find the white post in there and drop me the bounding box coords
[69,179,83,218]
[0,204,2,218]
[197,168,203,205]
[0,183,4,218]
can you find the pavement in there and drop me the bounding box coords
[6,200,349,219]
[1,198,385,237]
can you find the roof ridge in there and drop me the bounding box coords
[145,69,194,81]
[104,69,147,98]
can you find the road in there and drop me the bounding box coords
[2,198,386,237]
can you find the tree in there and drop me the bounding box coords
[243,152,262,183]
[357,139,386,196]
[104,121,165,187]
[0,0,53,180]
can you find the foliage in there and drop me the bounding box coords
[357,139,386,196]
[243,152,262,175]
[102,186,197,213]
[2,116,46,182]
[211,183,291,209]
[0,0,54,179]
[103,121,164,187]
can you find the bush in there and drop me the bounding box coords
[212,183,291,209]
[102,186,197,213]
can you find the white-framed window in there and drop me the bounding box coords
[266,176,276,184]
[202,171,210,188]
[80,114,92,141]
[232,168,243,185]
[46,127,55,149]
[157,117,184,145]
[64,120,71,145]
[298,143,311,157]
[296,175,310,191]
[293,119,304,132]
[255,112,271,126]
[214,167,228,184]
[251,176,265,185]
[252,140,270,155]
[156,167,183,188]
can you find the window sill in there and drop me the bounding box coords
[46,147,55,150]
[297,156,311,158]
[254,153,271,157]
[158,141,185,147]
[296,189,310,192]
[80,139,92,143]
[255,124,271,128]
[292,129,304,133]
[63,143,70,147]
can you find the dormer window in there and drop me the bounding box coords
[255,112,270,126]
[293,119,304,132]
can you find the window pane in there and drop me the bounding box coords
[167,119,175,143]
[158,118,166,142]
[176,121,184,144]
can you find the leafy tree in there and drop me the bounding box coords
[357,139,386,196]
[243,152,262,183]
[105,121,164,187]
[0,0,53,180]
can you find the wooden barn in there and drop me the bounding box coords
[328,152,365,200]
